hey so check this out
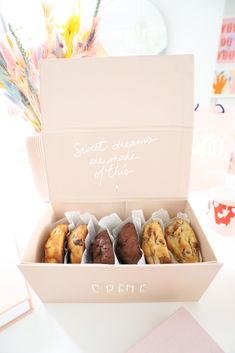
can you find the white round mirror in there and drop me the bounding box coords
[98,0,167,55]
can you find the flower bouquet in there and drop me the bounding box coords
[0,0,104,132]
[0,0,104,200]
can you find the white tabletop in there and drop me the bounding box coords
[0,164,235,353]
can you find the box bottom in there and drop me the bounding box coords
[19,198,222,302]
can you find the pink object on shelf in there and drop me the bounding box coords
[126,307,224,353]
[0,233,32,330]
[0,266,32,330]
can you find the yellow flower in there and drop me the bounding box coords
[0,81,4,89]
[6,35,13,49]
[62,2,80,58]
[81,30,89,43]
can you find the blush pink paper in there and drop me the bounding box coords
[0,233,32,329]
[40,56,193,203]
[126,308,224,353]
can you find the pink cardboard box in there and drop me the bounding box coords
[126,307,225,353]
[19,55,222,302]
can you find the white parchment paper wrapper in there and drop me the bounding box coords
[152,208,191,227]
[143,212,165,232]
[65,211,98,264]
[112,210,146,265]
[98,213,122,265]
[81,214,119,265]
[66,211,119,264]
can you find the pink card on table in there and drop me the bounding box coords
[0,231,32,330]
[126,307,224,353]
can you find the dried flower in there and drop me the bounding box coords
[62,2,80,58]
[0,0,104,132]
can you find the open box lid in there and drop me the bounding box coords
[40,55,193,202]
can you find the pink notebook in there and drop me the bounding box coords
[126,307,224,353]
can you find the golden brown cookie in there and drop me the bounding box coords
[67,224,88,264]
[44,224,68,263]
[165,218,201,263]
[141,221,171,264]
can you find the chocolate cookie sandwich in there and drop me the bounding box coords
[116,222,141,264]
[91,230,115,264]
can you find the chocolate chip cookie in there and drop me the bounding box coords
[44,224,68,263]
[165,218,201,263]
[67,224,88,264]
[141,221,171,264]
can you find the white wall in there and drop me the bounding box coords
[154,0,225,105]
[0,0,226,166]
[224,0,235,17]
[0,0,225,107]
